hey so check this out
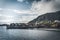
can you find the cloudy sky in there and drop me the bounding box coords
[0,0,60,24]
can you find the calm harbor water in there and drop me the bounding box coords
[0,26,60,40]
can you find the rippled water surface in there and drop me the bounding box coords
[0,26,60,40]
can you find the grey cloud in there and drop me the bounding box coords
[31,0,60,15]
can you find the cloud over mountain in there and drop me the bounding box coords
[31,0,60,15]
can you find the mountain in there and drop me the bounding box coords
[28,11,60,24]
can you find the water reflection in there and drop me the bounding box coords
[0,26,60,40]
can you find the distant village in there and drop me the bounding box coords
[0,20,60,29]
